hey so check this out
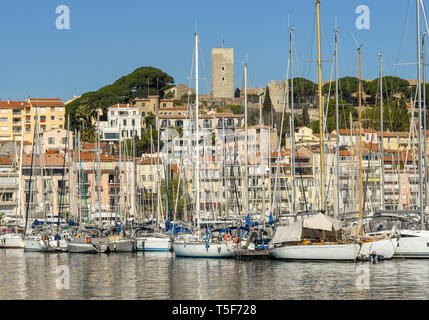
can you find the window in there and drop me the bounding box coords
[50,107,55,112]
[58,107,63,112]
[48,137,55,144]
[40,116,46,122]
[51,116,55,120]
[111,111,115,116]
[132,119,135,126]
[0,118,7,122]
[163,103,167,108]
[40,107,46,114]
[222,66,224,70]
[1,126,8,131]
[123,119,127,126]
[142,112,146,117]
[59,125,63,129]
[222,77,224,81]
[61,137,67,144]
[141,103,145,107]
[59,116,63,121]
[0,110,7,114]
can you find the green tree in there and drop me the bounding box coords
[234,88,241,98]
[289,77,316,105]
[362,101,410,132]
[262,87,272,124]
[66,66,174,134]
[301,106,310,127]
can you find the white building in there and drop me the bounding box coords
[99,104,141,141]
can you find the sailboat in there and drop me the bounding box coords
[172,32,237,258]
[107,125,136,252]
[368,0,429,258]
[268,0,360,261]
[135,125,171,251]
[352,48,397,260]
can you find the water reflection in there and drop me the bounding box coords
[1,249,429,299]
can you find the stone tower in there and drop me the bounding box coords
[211,48,234,99]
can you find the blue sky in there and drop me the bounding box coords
[0,0,424,102]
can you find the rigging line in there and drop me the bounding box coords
[197,38,210,95]
[303,8,317,81]
[392,0,413,80]
[271,52,290,212]
[362,131,375,212]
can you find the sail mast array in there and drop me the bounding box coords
[416,0,425,230]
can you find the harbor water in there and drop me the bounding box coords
[1,249,429,299]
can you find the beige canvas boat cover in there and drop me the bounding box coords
[303,213,342,231]
[270,221,303,244]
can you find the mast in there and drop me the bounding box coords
[379,53,385,210]
[334,29,340,218]
[358,47,363,236]
[16,120,24,226]
[118,124,122,226]
[289,26,296,218]
[244,63,249,217]
[96,112,102,226]
[316,0,325,212]
[417,0,425,230]
[422,32,428,208]
[24,108,38,236]
[195,32,200,228]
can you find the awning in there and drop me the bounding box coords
[303,213,342,231]
[270,221,303,244]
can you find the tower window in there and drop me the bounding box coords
[221,67,224,71]
[222,77,224,81]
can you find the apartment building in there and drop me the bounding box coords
[99,104,141,142]
[0,98,65,144]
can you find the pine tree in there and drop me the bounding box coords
[263,87,272,112]
[301,106,310,126]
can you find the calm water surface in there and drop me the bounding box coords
[1,249,429,299]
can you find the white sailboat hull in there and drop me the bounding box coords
[108,239,136,252]
[24,238,47,252]
[0,234,23,249]
[269,243,360,261]
[136,236,171,251]
[68,242,99,253]
[172,241,237,258]
[359,239,398,259]
[393,230,429,258]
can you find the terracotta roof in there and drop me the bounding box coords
[0,98,64,108]
[22,153,65,167]
[83,142,107,151]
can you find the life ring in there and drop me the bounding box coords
[224,234,232,242]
